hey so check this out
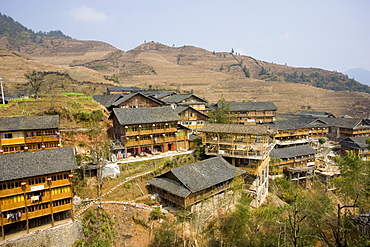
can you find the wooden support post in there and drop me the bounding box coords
[70,175,75,222]
[23,187,29,234]
[48,179,54,227]
[0,198,5,241]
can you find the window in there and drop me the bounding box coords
[44,130,54,135]
[2,133,13,139]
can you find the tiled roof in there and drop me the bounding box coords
[225,101,277,112]
[173,106,209,118]
[321,118,370,129]
[340,137,370,149]
[147,177,191,198]
[148,156,246,197]
[270,145,316,159]
[107,87,141,92]
[93,92,165,109]
[162,94,207,104]
[0,115,59,132]
[199,123,277,135]
[111,106,181,125]
[0,146,77,181]
[112,92,165,106]
[297,111,336,118]
[142,91,177,99]
[93,94,124,108]
[268,115,330,131]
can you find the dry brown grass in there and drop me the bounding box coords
[2,41,370,118]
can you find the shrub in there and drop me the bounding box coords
[75,112,90,121]
[123,183,132,189]
[318,138,327,144]
[61,92,85,96]
[150,207,163,220]
[9,98,36,102]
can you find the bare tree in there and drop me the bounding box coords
[24,70,46,99]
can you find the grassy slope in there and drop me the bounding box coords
[2,41,370,118]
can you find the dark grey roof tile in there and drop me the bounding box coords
[0,115,59,132]
[199,123,277,135]
[0,146,77,181]
[112,106,181,125]
[270,145,316,159]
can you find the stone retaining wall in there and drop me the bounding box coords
[0,221,83,247]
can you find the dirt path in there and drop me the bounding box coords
[74,150,194,218]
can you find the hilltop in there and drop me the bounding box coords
[1,13,370,117]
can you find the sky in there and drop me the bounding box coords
[1,0,370,73]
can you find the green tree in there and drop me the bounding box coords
[333,151,370,211]
[151,221,179,247]
[242,65,250,78]
[259,67,267,76]
[208,98,231,124]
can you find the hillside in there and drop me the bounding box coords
[1,13,370,118]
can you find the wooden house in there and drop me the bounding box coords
[110,106,189,157]
[93,92,165,112]
[269,116,329,147]
[106,87,142,95]
[296,111,336,118]
[339,137,370,160]
[270,145,316,179]
[173,106,209,131]
[162,94,208,112]
[142,91,177,100]
[325,118,370,141]
[215,101,277,125]
[0,146,77,240]
[199,123,277,207]
[0,115,61,155]
[352,212,370,238]
[148,156,246,209]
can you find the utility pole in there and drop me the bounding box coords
[0,78,5,104]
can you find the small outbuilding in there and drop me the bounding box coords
[148,156,246,209]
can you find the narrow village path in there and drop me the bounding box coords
[74,150,194,219]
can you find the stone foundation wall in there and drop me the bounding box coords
[0,221,83,247]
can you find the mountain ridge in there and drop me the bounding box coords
[1,13,370,118]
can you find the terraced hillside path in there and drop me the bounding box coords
[74,150,194,218]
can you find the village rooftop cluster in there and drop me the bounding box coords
[1,86,370,240]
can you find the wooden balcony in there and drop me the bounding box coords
[275,131,309,138]
[1,202,72,226]
[1,138,25,145]
[125,128,177,136]
[51,192,72,201]
[0,180,71,197]
[26,135,59,143]
[351,130,370,135]
[53,203,72,214]
[28,208,52,219]
[125,136,184,147]
[1,200,26,211]
[1,191,71,212]
[206,147,268,160]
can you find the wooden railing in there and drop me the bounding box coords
[1,138,25,145]
[0,180,71,197]
[1,203,72,226]
[125,136,185,147]
[53,204,73,214]
[125,128,178,136]
[26,135,59,143]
